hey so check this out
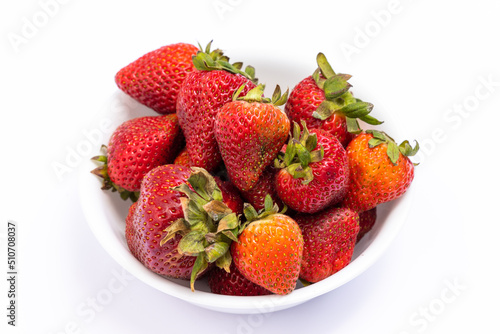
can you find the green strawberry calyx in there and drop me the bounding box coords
[240,194,287,231]
[232,83,289,106]
[90,145,140,202]
[366,130,420,165]
[160,167,243,291]
[192,41,258,84]
[311,52,382,133]
[274,121,324,184]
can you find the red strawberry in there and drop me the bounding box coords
[124,202,139,258]
[176,43,257,172]
[125,164,195,279]
[342,130,419,212]
[213,176,244,215]
[274,122,349,214]
[231,197,304,295]
[295,206,359,283]
[285,53,381,147]
[173,147,190,167]
[115,42,198,114]
[356,207,377,242]
[214,85,290,192]
[126,166,245,289]
[208,262,272,296]
[239,167,284,212]
[91,114,183,200]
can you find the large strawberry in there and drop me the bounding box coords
[214,84,290,192]
[126,165,244,290]
[295,206,359,283]
[176,43,257,172]
[231,196,304,295]
[285,53,381,147]
[125,165,195,279]
[208,262,272,296]
[115,42,198,114]
[342,130,419,212]
[274,122,349,214]
[91,114,183,201]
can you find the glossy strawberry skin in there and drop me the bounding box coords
[342,133,415,212]
[125,164,196,279]
[357,207,377,242]
[176,70,256,172]
[115,43,198,114]
[285,76,353,147]
[208,262,272,296]
[107,114,183,192]
[214,100,290,192]
[213,176,244,215]
[295,207,359,283]
[275,129,349,214]
[239,167,284,212]
[125,164,244,279]
[173,147,190,167]
[231,214,303,295]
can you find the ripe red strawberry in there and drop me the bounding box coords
[342,130,419,212]
[214,85,290,192]
[176,43,257,172]
[115,42,198,114]
[91,114,183,200]
[295,206,360,283]
[208,262,272,296]
[126,166,244,289]
[173,147,190,167]
[285,53,381,147]
[274,122,349,214]
[125,164,195,279]
[231,197,304,295]
[213,176,244,215]
[356,207,377,242]
[124,202,139,258]
[239,167,284,212]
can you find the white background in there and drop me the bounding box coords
[2,0,499,333]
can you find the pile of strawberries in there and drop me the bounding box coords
[91,41,418,296]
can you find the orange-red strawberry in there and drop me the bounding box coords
[274,122,349,214]
[208,262,272,296]
[342,130,419,212]
[91,114,183,200]
[214,85,290,192]
[285,53,381,147]
[357,207,377,242]
[126,166,244,290]
[176,43,257,172]
[231,197,304,295]
[115,42,198,114]
[295,206,359,283]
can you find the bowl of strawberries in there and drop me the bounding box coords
[80,42,418,314]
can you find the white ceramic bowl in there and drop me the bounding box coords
[79,89,414,314]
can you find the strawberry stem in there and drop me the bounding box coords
[162,167,246,291]
[311,53,382,133]
[366,130,419,165]
[274,121,324,184]
[192,42,258,84]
